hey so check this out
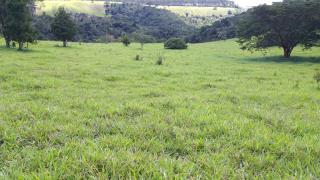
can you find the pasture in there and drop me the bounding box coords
[0,40,320,178]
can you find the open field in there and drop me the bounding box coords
[0,40,320,178]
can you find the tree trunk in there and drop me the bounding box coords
[63,40,67,47]
[18,42,24,51]
[283,47,293,58]
[5,38,11,48]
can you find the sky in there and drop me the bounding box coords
[233,0,283,8]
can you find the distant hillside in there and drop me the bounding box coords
[107,0,237,7]
[36,1,239,27]
[34,3,195,42]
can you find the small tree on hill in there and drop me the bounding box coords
[51,7,77,47]
[237,0,320,58]
[5,0,36,50]
[132,32,155,49]
[121,34,131,46]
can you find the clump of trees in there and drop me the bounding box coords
[109,0,237,7]
[33,3,195,43]
[121,34,131,46]
[236,0,320,58]
[188,15,240,43]
[164,38,188,49]
[1,1,78,50]
[107,3,194,42]
[51,7,77,47]
[0,0,36,50]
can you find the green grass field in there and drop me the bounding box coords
[0,40,320,178]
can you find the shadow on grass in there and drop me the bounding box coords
[244,56,320,64]
[0,46,37,53]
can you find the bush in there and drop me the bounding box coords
[156,54,164,65]
[314,71,320,88]
[134,54,143,61]
[164,38,188,50]
[121,35,131,46]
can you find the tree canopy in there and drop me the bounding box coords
[51,7,77,47]
[236,0,320,58]
[4,0,36,50]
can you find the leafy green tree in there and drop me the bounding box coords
[132,32,155,49]
[5,0,36,50]
[237,0,320,58]
[164,38,188,49]
[121,34,131,46]
[0,0,12,47]
[51,7,77,47]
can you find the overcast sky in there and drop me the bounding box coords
[234,0,283,7]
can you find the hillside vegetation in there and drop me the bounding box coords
[1,39,320,178]
[34,3,195,42]
[35,0,238,26]
[104,0,237,7]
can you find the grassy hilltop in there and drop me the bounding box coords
[0,40,320,178]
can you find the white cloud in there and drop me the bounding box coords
[233,0,283,8]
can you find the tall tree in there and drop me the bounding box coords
[51,7,77,47]
[0,0,11,47]
[5,0,36,50]
[237,0,320,58]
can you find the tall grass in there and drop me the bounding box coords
[0,40,320,178]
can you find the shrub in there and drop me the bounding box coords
[121,35,131,46]
[156,55,164,65]
[134,55,143,61]
[164,38,188,50]
[314,71,320,88]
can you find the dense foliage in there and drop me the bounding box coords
[164,38,188,49]
[121,34,131,46]
[34,13,112,43]
[107,3,195,41]
[188,15,240,43]
[51,7,77,47]
[33,3,195,43]
[237,0,320,58]
[107,0,236,7]
[0,0,35,50]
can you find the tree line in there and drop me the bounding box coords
[0,0,77,50]
[106,0,237,7]
[0,0,35,50]
[34,3,194,44]
[1,0,320,58]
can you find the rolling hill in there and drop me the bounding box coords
[35,0,239,27]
